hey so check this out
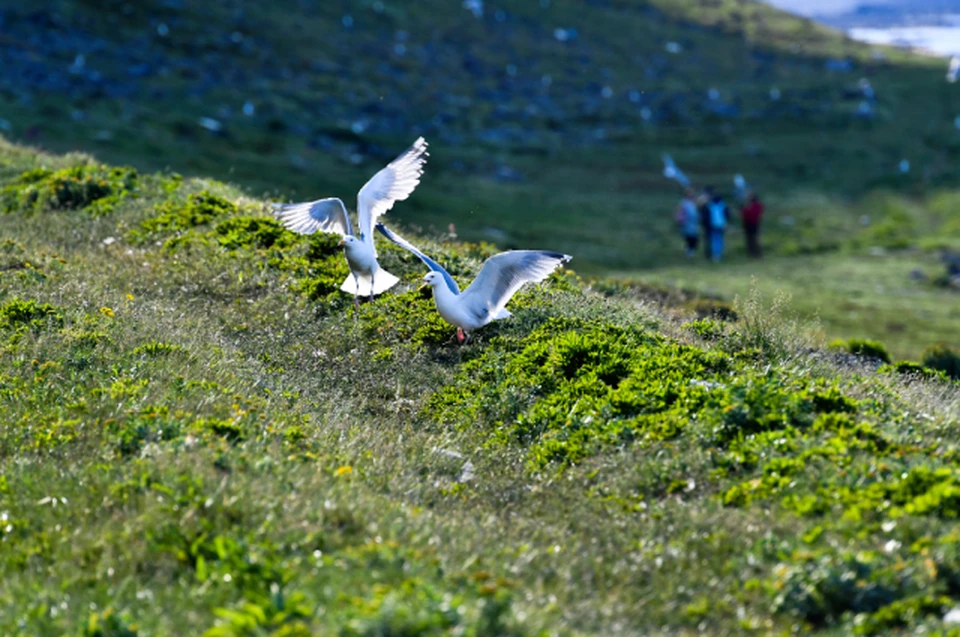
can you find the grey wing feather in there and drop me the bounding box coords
[460,251,571,322]
[375,223,460,294]
[271,197,352,236]
[357,137,429,252]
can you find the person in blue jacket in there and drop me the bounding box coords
[699,186,729,262]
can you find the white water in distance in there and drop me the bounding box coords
[848,21,960,56]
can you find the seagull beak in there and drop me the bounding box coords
[418,284,427,293]
[338,239,345,247]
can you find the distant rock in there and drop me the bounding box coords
[493,164,523,182]
[825,58,853,72]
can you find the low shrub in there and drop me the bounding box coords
[0,164,137,216]
[686,298,738,322]
[0,298,63,330]
[922,344,960,380]
[130,190,237,242]
[829,338,891,363]
[879,360,949,382]
[213,216,299,251]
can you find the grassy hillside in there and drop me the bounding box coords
[2,139,960,634]
[1,0,959,361]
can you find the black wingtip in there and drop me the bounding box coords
[543,251,572,264]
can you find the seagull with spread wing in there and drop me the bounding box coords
[376,223,571,343]
[662,154,691,188]
[272,137,429,308]
[734,173,750,203]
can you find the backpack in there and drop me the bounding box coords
[709,200,727,229]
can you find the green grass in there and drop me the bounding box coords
[2,133,960,635]
[634,249,960,361]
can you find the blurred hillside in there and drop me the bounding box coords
[1,0,959,356]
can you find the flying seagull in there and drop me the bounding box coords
[734,173,750,202]
[948,56,959,84]
[376,223,571,343]
[272,137,429,308]
[662,154,691,188]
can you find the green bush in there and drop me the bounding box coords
[829,338,891,363]
[213,216,299,251]
[922,344,960,380]
[0,165,137,216]
[771,553,918,627]
[684,318,725,340]
[426,317,733,468]
[133,342,185,357]
[130,190,237,242]
[879,360,949,382]
[0,298,63,330]
[686,298,738,322]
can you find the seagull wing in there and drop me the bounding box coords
[271,197,352,236]
[357,137,429,255]
[375,223,460,294]
[459,251,571,324]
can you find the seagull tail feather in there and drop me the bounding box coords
[340,270,400,297]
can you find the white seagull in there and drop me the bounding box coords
[376,223,571,343]
[272,137,429,308]
[948,56,959,84]
[734,173,750,202]
[662,154,691,188]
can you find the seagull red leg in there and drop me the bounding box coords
[456,327,465,344]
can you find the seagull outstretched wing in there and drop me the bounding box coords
[272,197,352,236]
[357,137,429,255]
[459,251,571,323]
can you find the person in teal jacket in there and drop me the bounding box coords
[700,186,729,262]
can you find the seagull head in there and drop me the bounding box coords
[421,272,442,289]
[340,236,360,248]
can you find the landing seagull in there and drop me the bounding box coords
[272,138,429,308]
[376,223,571,343]
[949,56,959,84]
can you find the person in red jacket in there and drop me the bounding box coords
[741,192,764,258]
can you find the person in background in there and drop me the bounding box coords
[697,187,713,260]
[701,186,729,262]
[741,192,764,258]
[675,187,700,257]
